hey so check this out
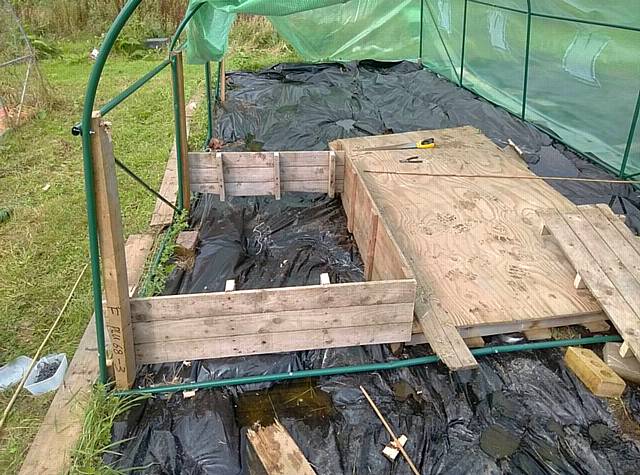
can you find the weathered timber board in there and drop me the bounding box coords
[130,279,416,364]
[331,127,601,370]
[541,205,640,361]
[19,234,155,475]
[189,151,344,195]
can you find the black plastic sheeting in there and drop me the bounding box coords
[109,62,640,473]
[216,61,640,233]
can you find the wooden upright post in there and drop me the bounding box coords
[219,58,226,102]
[90,113,136,389]
[172,50,190,211]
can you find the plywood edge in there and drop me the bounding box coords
[18,234,155,475]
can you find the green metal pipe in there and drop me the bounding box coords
[205,61,214,145]
[468,0,640,32]
[620,89,640,177]
[169,2,206,52]
[423,0,461,85]
[116,334,621,396]
[100,58,171,116]
[459,0,468,87]
[521,0,532,120]
[170,55,185,211]
[81,0,143,385]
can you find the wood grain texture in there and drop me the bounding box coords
[565,346,626,397]
[246,420,316,475]
[90,115,135,388]
[19,234,155,475]
[542,205,640,361]
[331,127,602,369]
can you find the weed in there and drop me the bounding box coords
[70,385,148,474]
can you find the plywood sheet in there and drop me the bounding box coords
[331,127,602,368]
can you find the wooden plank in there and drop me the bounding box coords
[19,234,154,475]
[246,420,316,475]
[189,151,344,169]
[328,151,336,198]
[564,347,626,397]
[133,302,414,344]
[136,323,411,364]
[365,213,379,280]
[219,58,226,102]
[542,209,640,361]
[332,127,602,369]
[150,89,201,227]
[90,114,135,389]
[130,280,416,322]
[124,234,154,295]
[524,328,552,341]
[273,151,281,200]
[595,204,640,255]
[175,230,198,259]
[172,51,190,211]
[217,152,225,201]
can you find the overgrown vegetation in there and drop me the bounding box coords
[70,385,148,474]
[12,0,187,39]
[0,13,296,473]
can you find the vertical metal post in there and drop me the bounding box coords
[205,61,214,145]
[460,0,468,86]
[521,0,532,120]
[620,89,640,177]
[419,0,425,61]
[170,50,190,211]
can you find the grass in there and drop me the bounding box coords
[0,17,297,473]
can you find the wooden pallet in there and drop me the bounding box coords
[331,127,606,370]
[541,204,640,361]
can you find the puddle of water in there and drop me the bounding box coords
[235,378,334,428]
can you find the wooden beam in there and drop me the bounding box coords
[246,420,315,475]
[217,152,225,201]
[273,151,281,200]
[565,346,626,397]
[90,113,135,389]
[219,58,226,102]
[365,213,379,280]
[171,50,190,211]
[328,151,336,198]
[19,234,154,474]
[150,89,201,228]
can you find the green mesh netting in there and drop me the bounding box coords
[185,0,421,64]
[185,0,640,177]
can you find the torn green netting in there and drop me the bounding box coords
[184,0,421,64]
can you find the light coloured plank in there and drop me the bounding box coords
[19,234,155,475]
[565,346,626,397]
[595,204,640,255]
[273,151,281,200]
[246,420,316,475]
[365,213,379,280]
[90,114,135,389]
[579,205,640,283]
[189,150,344,169]
[328,151,336,198]
[150,89,201,227]
[542,209,640,361]
[217,152,225,201]
[133,302,414,344]
[136,323,411,364]
[130,280,416,322]
[524,328,552,341]
[125,234,155,295]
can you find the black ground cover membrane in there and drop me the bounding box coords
[109,62,640,474]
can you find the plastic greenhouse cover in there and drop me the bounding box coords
[107,62,640,474]
[184,0,421,64]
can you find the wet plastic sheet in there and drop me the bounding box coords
[111,349,640,474]
[214,61,640,233]
[108,62,640,473]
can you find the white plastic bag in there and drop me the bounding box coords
[0,356,33,390]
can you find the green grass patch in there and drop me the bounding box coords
[0,16,296,473]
